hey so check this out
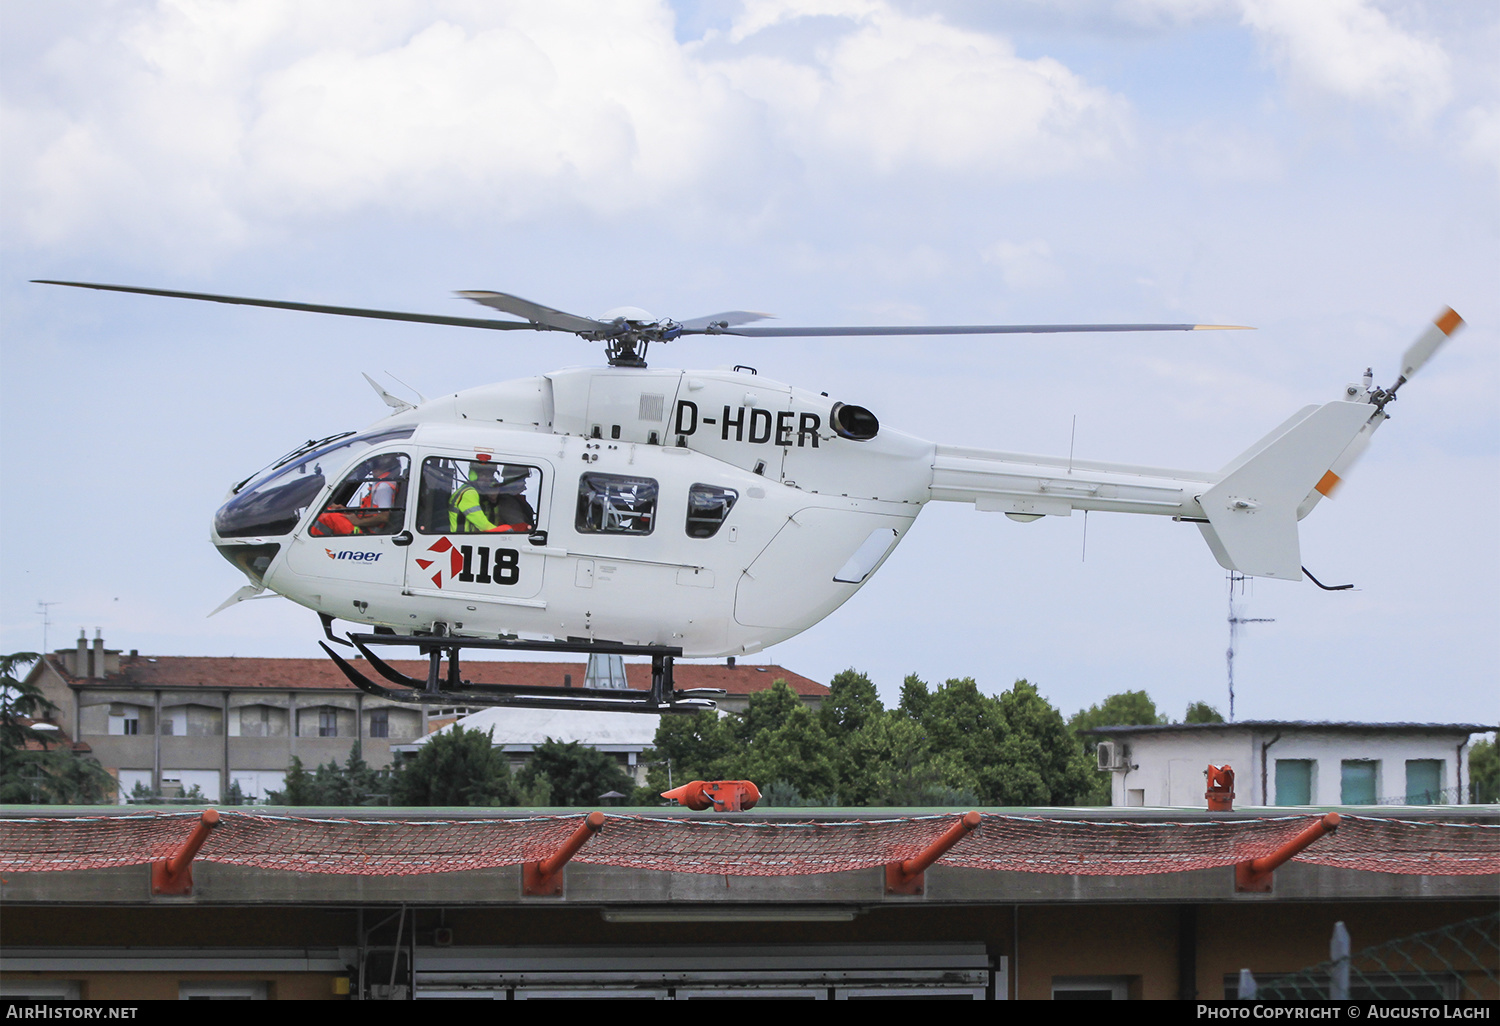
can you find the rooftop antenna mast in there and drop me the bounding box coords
[1226,573,1274,722]
[36,601,60,654]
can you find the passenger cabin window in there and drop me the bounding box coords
[417,457,541,535]
[685,484,738,538]
[576,473,657,535]
[309,453,410,537]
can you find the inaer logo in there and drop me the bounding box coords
[325,548,382,562]
[416,537,521,589]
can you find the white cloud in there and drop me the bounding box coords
[1238,0,1452,121]
[714,2,1132,175]
[1,0,1132,255]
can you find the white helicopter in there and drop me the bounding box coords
[36,280,1463,714]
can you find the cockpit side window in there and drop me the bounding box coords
[416,457,541,535]
[685,484,738,538]
[308,453,410,537]
[576,473,657,535]
[214,427,415,539]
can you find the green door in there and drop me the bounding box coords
[1275,760,1313,805]
[1340,760,1378,804]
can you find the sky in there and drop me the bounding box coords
[1,0,1495,727]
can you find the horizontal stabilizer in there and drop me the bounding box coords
[1198,401,1376,580]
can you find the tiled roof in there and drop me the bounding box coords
[43,654,826,698]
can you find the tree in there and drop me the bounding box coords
[390,726,519,806]
[1184,701,1225,724]
[1,652,115,804]
[986,680,1097,806]
[518,739,635,806]
[836,711,972,807]
[645,709,741,794]
[268,745,397,806]
[820,669,883,738]
[734,705,839,802]
[896,673,932,721]
[1069,691,1168,746]
[735,680,803,742]
[904,677,1100,806]
[1469,738,1498,804]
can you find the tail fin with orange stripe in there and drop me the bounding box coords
[1197,308,1463,581]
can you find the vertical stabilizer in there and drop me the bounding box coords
[1197,400,1376,580]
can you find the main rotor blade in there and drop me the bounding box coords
[457,290,607,333]
[679,310,775,331]
[719,322,1251,337]
[33,280,539,332]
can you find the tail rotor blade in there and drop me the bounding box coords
[1399,308,1464,382]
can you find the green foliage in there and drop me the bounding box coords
[517,739,636,806]
[644,709,740,793]
[836,711,972,806]
[896,673,932,721]
[1,652,115,805]
[1469,739,1498,804]
[897,677,1100,806]
[268,745,397,806]
[638,667,1113,809]
[1068,691,1168,759]
[736,680,802,742]
[1183,701,1225,724]
[820,669,883,738]
[391,726,517,806]
[734,703,839,800]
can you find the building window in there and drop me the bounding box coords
[109,707,141,736]
[1340,760,1378,805]
[369,710,389,738]
[1275,760,1314,805]
[319,708,338,737]
[1405,759,1444,804]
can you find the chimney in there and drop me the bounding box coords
[75,630,88,677]
[92,629,106,679]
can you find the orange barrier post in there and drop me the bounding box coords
[886,811,981,895]
[150,809,220,895]
[524,811,605,896]
[660,780,761,812]
[1206,765,1235,811]
[1235,812,1342,892]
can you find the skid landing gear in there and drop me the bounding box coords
[319,629,722,715]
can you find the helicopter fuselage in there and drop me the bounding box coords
[213,363,1381,656]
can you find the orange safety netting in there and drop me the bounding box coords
[0,812,1494,878]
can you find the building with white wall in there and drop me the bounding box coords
[1085,722,1493,808]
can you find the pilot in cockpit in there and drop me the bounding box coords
[311,453,406,536]
[449,461,535,534]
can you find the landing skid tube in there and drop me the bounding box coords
[318,632,722,715]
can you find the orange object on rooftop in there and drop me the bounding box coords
[660,780,761,812]
[150,808,219,895]
[1236,812,1343,892]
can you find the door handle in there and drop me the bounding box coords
[392,530,413,547]
[529,530,549,546]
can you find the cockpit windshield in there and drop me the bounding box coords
[214,427,415,538]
